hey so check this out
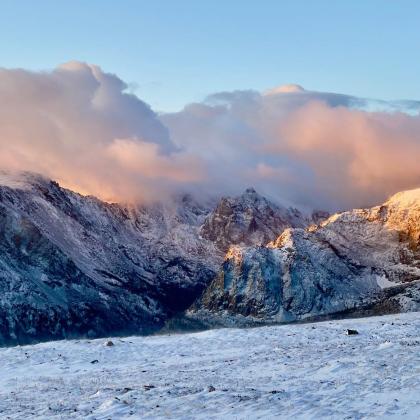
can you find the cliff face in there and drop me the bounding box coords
[189,190,420,325]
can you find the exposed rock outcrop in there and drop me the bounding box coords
[200,187,308,251]
[188,189,420,326]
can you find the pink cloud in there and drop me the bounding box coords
[2,63,420,210]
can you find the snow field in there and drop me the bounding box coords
[0,312,419,419]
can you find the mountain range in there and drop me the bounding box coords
[0,171,418,345]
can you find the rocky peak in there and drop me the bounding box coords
[200,188,308,252]
[380,188,420,252]
[244,187,257,195]
[385,188,420,209]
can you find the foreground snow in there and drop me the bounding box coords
[0,313,419,419]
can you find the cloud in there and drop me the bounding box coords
[0,61,202,202]
[264,84,305,95]
[1,62,420,210]
[163,86,420,210]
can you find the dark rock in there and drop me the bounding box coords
[311,210,330,225]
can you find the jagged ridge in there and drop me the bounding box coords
[0,172,308,345]
[188,189,420,326]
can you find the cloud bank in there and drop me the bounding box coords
[1,61,420,210]
[164,87,420,210]
[0,62,202,202]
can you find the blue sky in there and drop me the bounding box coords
[1,0,420,111]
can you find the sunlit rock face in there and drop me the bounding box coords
[189,190,420,326]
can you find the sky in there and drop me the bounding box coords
[1,1,420,112]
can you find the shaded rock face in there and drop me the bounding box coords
[189,191,420,325]
[0,173,221,345]
[311,210,330,225]
[0,223,160,345]
[200,188,308,252]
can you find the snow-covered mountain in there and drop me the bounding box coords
[0,172,307,345]
[188,189,420,326]
[1,170,419,345]
[0,173,212,345]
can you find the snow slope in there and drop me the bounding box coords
[0,312,418,419]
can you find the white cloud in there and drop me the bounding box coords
[2,62,420,210]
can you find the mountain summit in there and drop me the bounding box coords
[200,188,308,251]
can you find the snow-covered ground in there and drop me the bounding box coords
[0,313,419,419]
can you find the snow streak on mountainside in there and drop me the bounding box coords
[189,189,420,325]
[0,172,306,345]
